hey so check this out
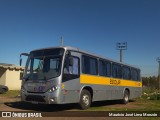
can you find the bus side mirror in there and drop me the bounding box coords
[20,58,22,66]
[20,53,29,66]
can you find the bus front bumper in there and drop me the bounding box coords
[21,91,59,104]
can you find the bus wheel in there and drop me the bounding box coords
[122,90,129,104]
[79,89,91,110]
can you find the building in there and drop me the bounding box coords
[0,63,24,90]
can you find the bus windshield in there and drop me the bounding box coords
[24,48,64,80]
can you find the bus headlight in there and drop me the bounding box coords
[48,86,58,93]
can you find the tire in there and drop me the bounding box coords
[122,90,129,104]
[79,89,91,110]
[0,88,6,94]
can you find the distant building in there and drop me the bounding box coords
[0,63,24,90]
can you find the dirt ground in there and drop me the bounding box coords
[0,96,159,120]
[0,96,143,111]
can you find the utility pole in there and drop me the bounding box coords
[116,42,127,62]
[60,36,63,46]
[157,57,160,91]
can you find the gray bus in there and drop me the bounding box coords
[20,46,142,109]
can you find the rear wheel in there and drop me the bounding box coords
[79,89,91,110]
[122,90,129,104]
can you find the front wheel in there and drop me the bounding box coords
[79,90,91,110]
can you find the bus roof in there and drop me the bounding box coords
[31,46,140,70]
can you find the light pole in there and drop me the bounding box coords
[60,36,63,46]
[116,42,127,62]
[157,57,160,91]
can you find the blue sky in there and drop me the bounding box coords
[0,0,160,77]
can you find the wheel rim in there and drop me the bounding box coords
[124,94,129,102]
[82,94,90,106]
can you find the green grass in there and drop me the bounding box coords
[0,90,20,97]
[87,95,160,111]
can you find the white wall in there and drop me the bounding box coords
[0,69,6,85]
[5,69,22,90]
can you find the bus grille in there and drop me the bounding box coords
[26,95,45,102]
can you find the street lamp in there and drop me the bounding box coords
[157,57,160,91]
[116,42,127,62]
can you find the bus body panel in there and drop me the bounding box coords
[79,84,142,102]
[21,77,63,104]
[61,78,80,104]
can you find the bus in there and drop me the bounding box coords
[20,46,142,109]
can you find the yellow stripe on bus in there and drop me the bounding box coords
[80,74,142,87]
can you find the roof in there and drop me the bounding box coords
[0,63,24,71]
[65,47,140,69]
[31,46,79,52]
[30,46,140,70]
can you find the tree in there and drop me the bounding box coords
[142,76,158,89]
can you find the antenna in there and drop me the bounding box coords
[60,36,63,46]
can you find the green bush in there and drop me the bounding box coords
[142,88,160,100]
[149,94,160,100]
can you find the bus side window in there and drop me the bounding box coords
[99,60,106,76]
[106,62,111,77]
[122,66,130,80]
[72,57,79,75]
[82,55,98,75]
[112,63,122,78]
[99,60,111,77]
[137,70,141,81]
[64,56,79,75]
[131,68,138,81]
